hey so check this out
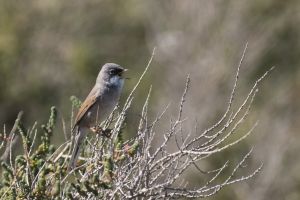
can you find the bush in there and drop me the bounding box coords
[0,47,272,199]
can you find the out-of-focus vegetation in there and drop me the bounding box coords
[0,57,266,199]
[0,1,299,199]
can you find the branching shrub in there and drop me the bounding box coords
[0,46,272,199]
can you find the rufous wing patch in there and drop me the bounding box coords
[73,87,98,128]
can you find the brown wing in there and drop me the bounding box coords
[73,87,98,129]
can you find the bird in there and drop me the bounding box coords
[69,63,127,170]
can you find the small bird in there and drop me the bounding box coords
[69,63,127,170]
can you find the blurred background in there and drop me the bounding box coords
[0,0,299,199]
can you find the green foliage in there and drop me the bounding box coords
[0,105,139,199]
[70,96,82,109]
[0,107,62,199]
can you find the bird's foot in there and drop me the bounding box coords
[102,129,112,137]
[90,126,112,138]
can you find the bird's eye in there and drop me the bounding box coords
[109,69,117,75]
[109,68,123,76]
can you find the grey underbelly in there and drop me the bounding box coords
[80,84,123,128]
[86,99,117,126]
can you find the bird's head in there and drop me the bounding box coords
[97,63,127,88]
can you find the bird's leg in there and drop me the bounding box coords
[89,126,97,133]
[90,125,112,138]
[89,125,102,134]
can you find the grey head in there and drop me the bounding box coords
[96,63,127,88]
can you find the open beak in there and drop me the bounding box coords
[122,69,130,79]
[118,69,127,77]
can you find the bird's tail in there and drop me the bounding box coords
[68,127,86,171]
